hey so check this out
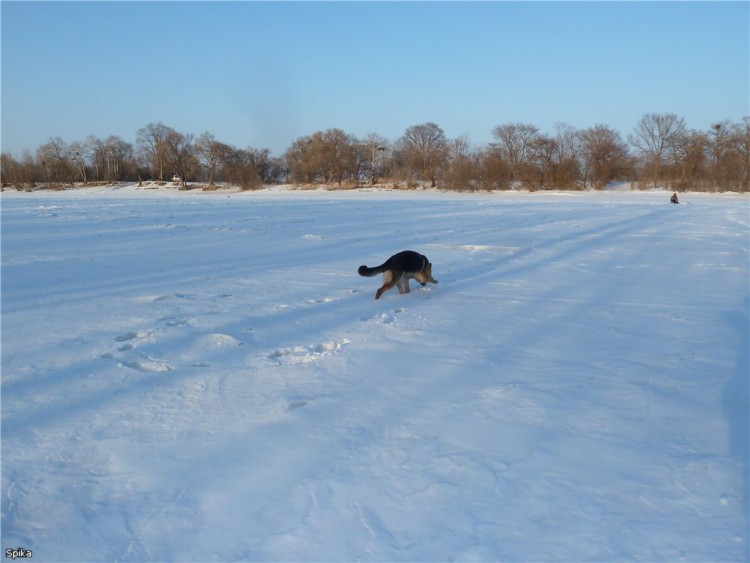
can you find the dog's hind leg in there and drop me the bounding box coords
[376,281,396,299]
[375,271,397,299]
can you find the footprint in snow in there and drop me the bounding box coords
[194,333,244,348]
[107,329,172,372]
[306,297,335,304]
[286,400,310,411]
[266,339,350,365]
[119,356,172,373]
[360,308,405,324]
[153,292,190,302]
[307,288,360,304]
[158,316,193,328]
[114,331,143,342]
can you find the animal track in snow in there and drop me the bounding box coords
[105,326,174,373]
[158,316,193,328]
[431,243,519,254]
[306,288,359,305]
[114,330,148,342]
[119,357,172,373]
[306,297,335,304]
[153,292,190,302]
[193,333,244,349]
[360,308,405,324]
[286,400,310,410]
[266,339,350,365]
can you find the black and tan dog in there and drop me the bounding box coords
[358,250,438,299]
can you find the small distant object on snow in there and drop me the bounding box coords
[670,192,679,204]
[172,174,181,184]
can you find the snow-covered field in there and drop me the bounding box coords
[2,185,748,562]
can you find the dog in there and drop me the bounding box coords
[358,250,438,299]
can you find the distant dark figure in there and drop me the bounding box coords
[670,192,679,204]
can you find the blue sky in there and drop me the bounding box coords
[2,1,748,157]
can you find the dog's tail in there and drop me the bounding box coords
[358,263,386,277]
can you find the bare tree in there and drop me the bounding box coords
[706,121,743,190]
[246,148,270,185]
[106,136,135,182]
[36,137,76,185]
[629,113,686,189]
[136,122,172,183]
[284,129,358,186]
[222,146,262,190]
[267,156,289,184]
[164,130,197,189]
[319,128,352,186]
[444,135,475,190]
[86,136,105,181]
[732,117,750,191]
[0,153,31,189]
[552,123,581,188]
[347,139,368,185]
[285,135,319,184]
[709,122,730,177]
[68,140,88,184]
[554,123,580,165]
[362,133,389,184]
[491,123,539,185]
[674,130,709,190]
[479,148,512,190]
[196,132,229,186]
[399,122,448,187]
[527,135,556,189]
[579,124,630,188]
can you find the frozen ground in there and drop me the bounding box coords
[1,185,748,562]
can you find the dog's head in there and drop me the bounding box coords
[416,260,438,286]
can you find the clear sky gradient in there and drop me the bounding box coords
[2,1,748,157]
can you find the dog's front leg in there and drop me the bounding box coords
[397,276,410,294]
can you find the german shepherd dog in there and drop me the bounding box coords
[358,250,438,299]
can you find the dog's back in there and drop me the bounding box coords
[358,250,424,276]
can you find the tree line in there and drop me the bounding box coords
[2,114,748,192]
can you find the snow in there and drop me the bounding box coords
[2,185,748,562]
